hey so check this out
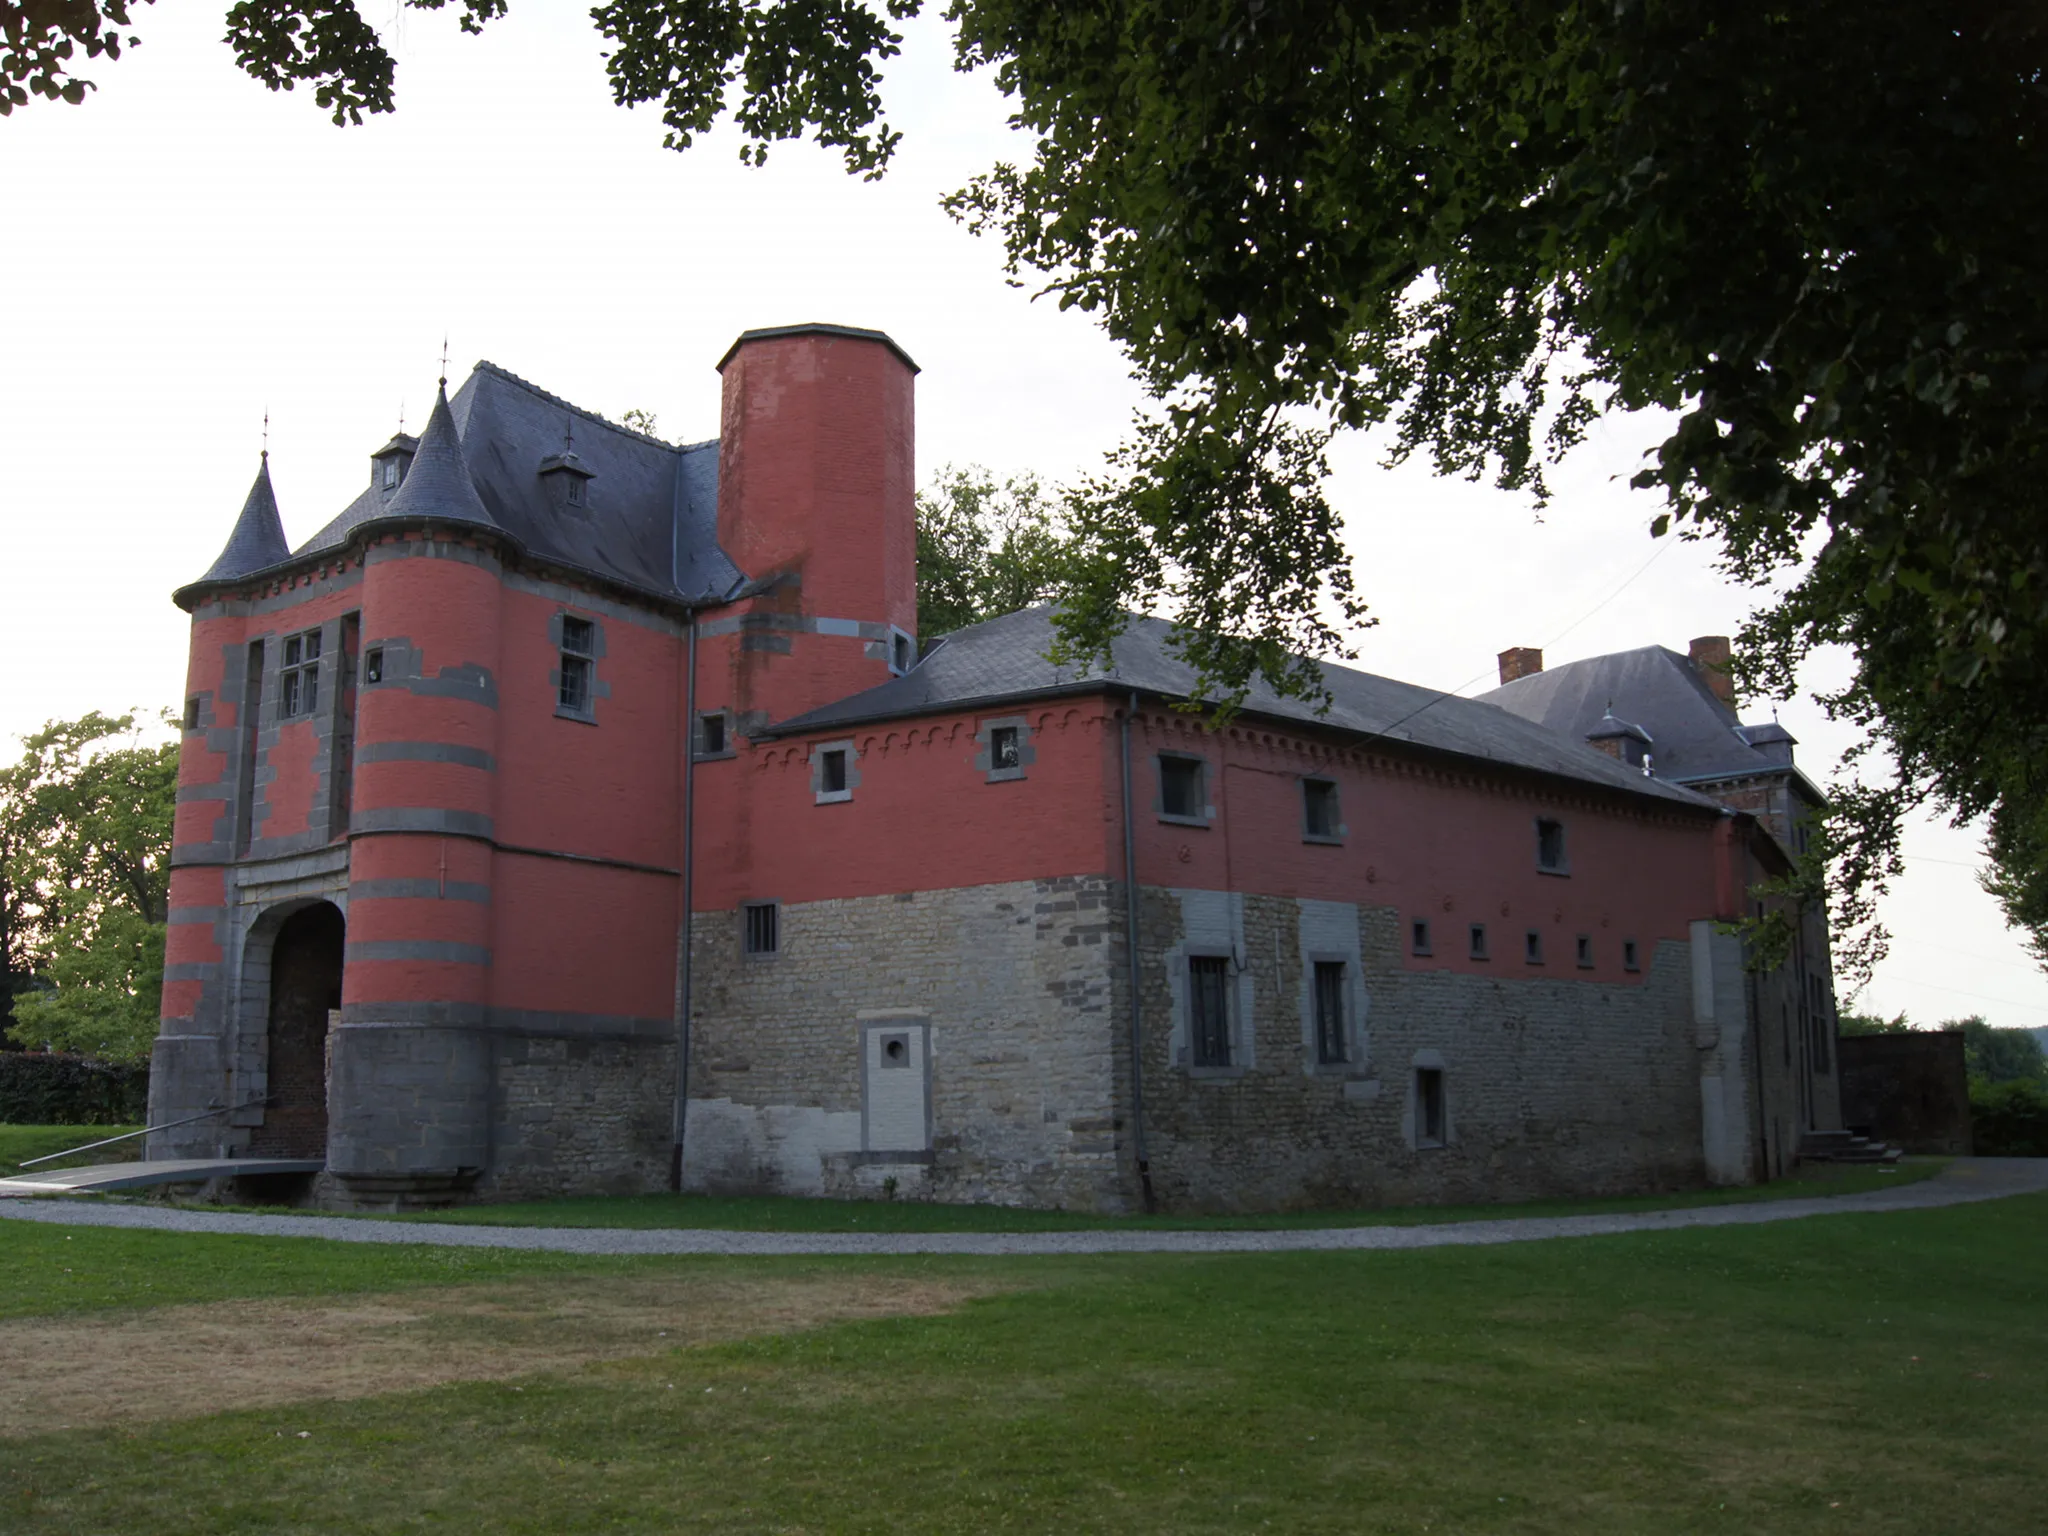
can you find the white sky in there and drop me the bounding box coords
[4,5,2041,1032]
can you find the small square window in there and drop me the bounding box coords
[743,901,779,955]
[991,725,1021,771]
[1576,934,1594,968]
[1416,1067,1446,1147]
[879,1032,912,1068]
[1302,778,1341,840]
[820,749,848,795]
[1623,938,1641,972]
[1525,930,1544,965]
[1469,923,1489,961]
[1536,817,1568,873]
[1160,756,1205,821]
[1411,919,1432,957]
[183,697,201,731]
[363,647,383,685]
[698,712,728,757]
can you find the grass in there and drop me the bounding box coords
[0,1124,144,1178]
[1,1192,2044,1533]
[349,1155,1945,1231]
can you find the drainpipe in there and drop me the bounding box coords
[1120,691,1156,1212]
[670,613,699,1191]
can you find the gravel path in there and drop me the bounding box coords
[2,1158,2042,1257]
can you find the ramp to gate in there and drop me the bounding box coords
[0,1159,323,1198]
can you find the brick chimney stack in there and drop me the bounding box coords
[1497,647,1544,685]
[1689,635,1735,708]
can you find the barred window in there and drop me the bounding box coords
[1313,960,1347,1066]
[1189,955,1232,1068]
[743,901,779,956]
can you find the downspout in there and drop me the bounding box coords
[1120,691,1156,1212]
[670,612,699,1191]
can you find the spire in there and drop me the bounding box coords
[384,378,495,529]
[192,456,291,585]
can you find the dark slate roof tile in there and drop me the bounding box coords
[191,458,291,587]
[769,607,1719,809]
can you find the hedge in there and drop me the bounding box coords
[1970,1078,2048,1158]
[0,1051,149,1125]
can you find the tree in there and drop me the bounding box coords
[17,3,2048,974]
[915,464,1073,637]
[1956,1016,2047,1087]
[0,712,177,1063]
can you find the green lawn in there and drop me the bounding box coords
[357,1155,1943,1232]
[3,1191,2044,1533]
[0,1124,144,1178]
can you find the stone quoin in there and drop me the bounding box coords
[154,324,1844,1212]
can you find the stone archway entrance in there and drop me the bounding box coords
[250,902,344,1158]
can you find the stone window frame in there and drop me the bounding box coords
[975,714,1035,784]
[1535,815,1570,875]
[1410,918,1432,957]
[886,625,917,677]
[741,899,780,958]
[811,738,859,804]
[550,610,607,724]
[1156,750,1212,827]
[695,709,736,761]
[1300,776,1345,844]
[279,626,323,719]
[183,695,203,732]
[1305,954,1364,1071]
[362,645,385,686]
[1184,949,1239,1074]
[1623,937,1641,972]
[1408,1051,1451,1150]
[1576,933,1595,969]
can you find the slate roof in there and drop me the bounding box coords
[768,607,1722,810]
[193,457,291,585]
[179,362,741,608]
[1477,645,1803,788]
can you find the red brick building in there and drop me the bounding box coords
[153,324,1841,1210]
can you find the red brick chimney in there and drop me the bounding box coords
[1689,635,1735,708]
[1497,647,1544,685]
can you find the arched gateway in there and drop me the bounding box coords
[248,901,344,1159]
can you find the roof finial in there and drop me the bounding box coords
[398,399,406,434]
[564,414,575,454]
[261,407,269,462]
[439,335,449,390]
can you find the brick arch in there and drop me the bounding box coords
[244,898,345,1158]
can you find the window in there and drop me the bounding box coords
[892,632,913,673]
[990,725,1021,772]
[812,740,856,803]
[1411,919,1432,957]
[1468,923,1489,961]
[1536,817,1568,873]
[381,458,400,489]
[558,616,594,714]
[183,697,201,731]
[279,628,321,718]
[743,901,779,955]
[1525,930,1544,965]
[1189,955,1232,1068]
[565,476,585,508]
[1623,938,1640,972]
[1160,755,1206,821]
[1313,960,1347,1066]
[698,711,728,757]
[1576,934,1594,969]
[820,749,848,795]
[879,1032,911,1067]
[362,646,383,685]
[1415,1067,1446,1147]
[1302,778,1341,841]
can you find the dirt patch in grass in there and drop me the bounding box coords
[0,1269,1000,1436]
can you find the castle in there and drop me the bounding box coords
[153,323,1843,1210]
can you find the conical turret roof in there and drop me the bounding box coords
[192,456,291,586]
[384,381,495,528]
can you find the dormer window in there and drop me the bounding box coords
[381,459,399,489]
[372,432,418,493]
[539,451,595,512]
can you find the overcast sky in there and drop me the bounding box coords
[5,5,2041,1033]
